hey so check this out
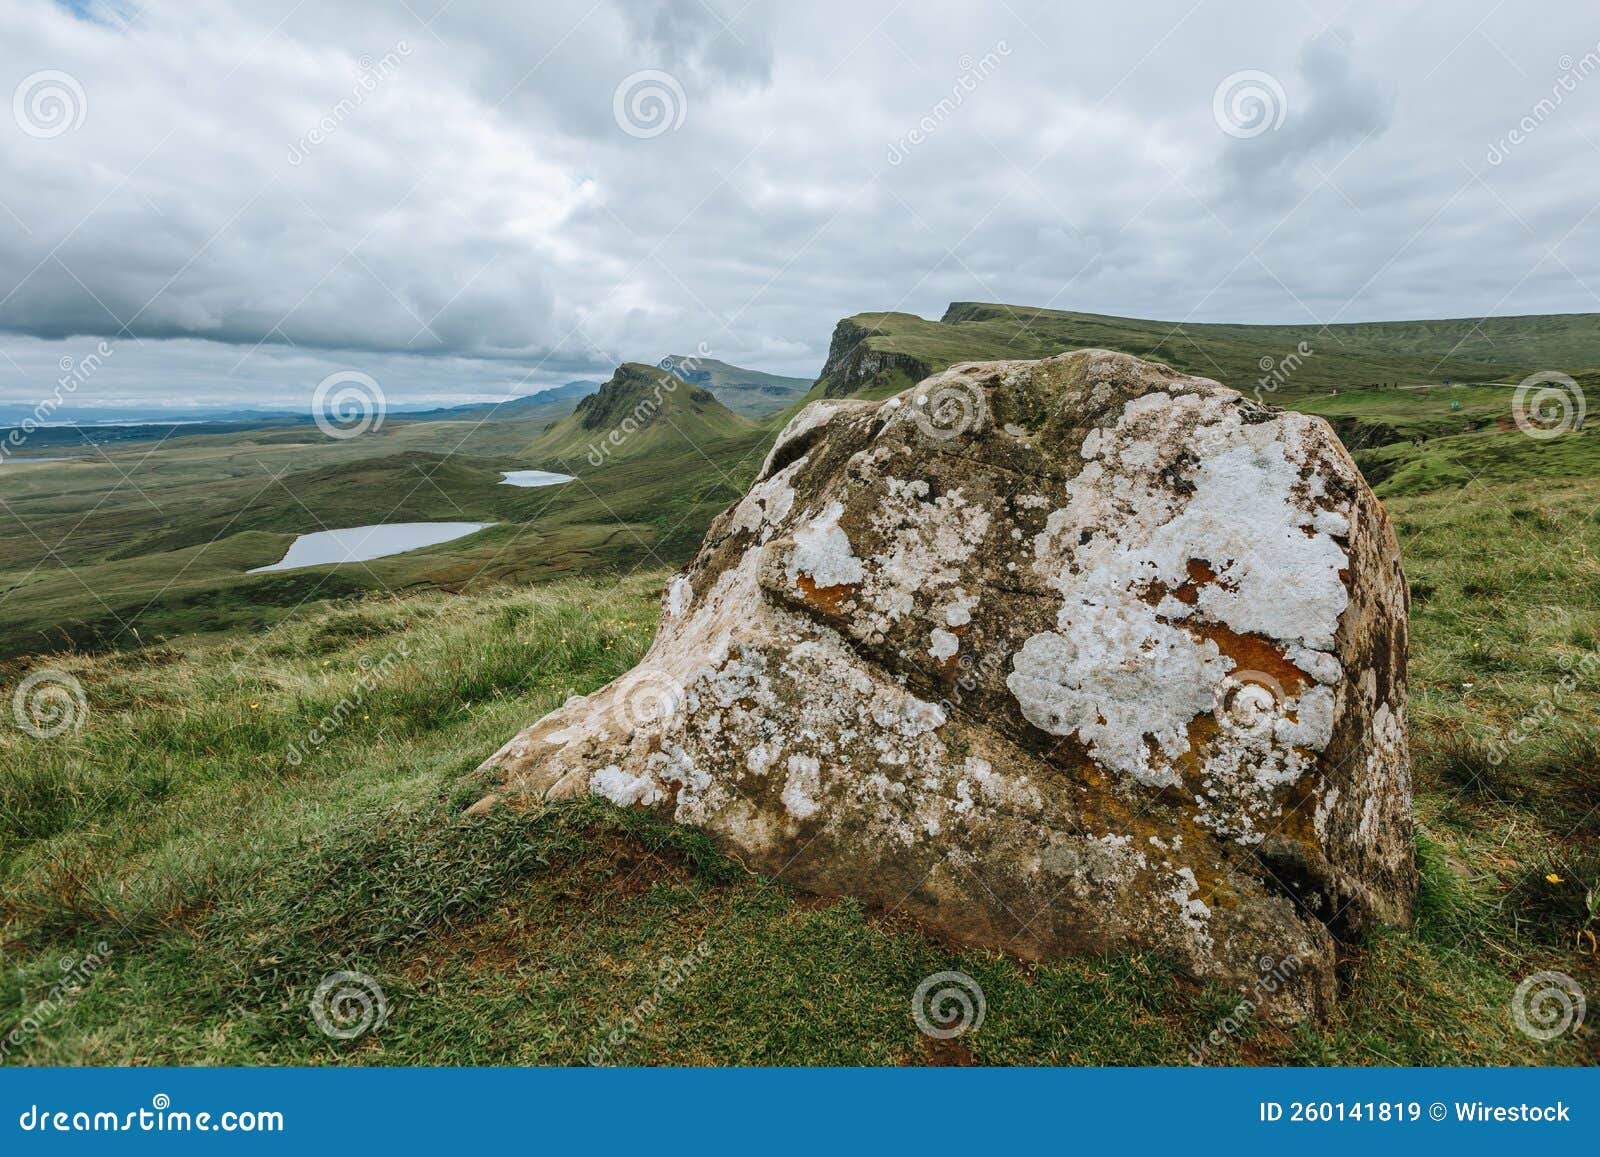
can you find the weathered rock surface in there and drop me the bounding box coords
[470,349,1416,1021]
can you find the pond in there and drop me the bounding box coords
[499,469,575,488]
[248,522,496,573]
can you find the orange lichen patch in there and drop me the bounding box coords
[1137,557,1235,609]
[1058,744,1236,905]
[1185,556,1223,589]
[794,574,858,616]
[1173,703,1323,880]
[1191,622,1311,696]
[1272,776,1322,847]
[1262,760,1331,846]
[1177,712,1222,779]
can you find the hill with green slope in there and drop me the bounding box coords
[525,362,758,468]
[657,355,812,418]
[810,302,1600,401]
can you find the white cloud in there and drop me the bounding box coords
[1,0,1598,410]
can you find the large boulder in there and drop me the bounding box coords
[469,349,1415,1021]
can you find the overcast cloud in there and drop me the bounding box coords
[1,0,1598,410]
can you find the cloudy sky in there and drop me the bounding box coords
[1,0,1598,412]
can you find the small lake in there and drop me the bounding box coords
[248,522,495,574]
[499,469,574,488]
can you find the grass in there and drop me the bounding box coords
[2,458,1597,1063]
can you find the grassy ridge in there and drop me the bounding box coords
[812,303,1600,399]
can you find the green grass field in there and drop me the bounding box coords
[2,308,1598,1065]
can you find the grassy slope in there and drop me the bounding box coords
[2,426,1598,1066]
[657,355,813,418]
[523,363,757,463]
[811,303,1600,400]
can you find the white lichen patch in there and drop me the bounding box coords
[760,400,850,476]
[734,459,803,537]
[665,575,694,619]
[591,765,662,808]
[781,755,822,819]
[788,500,864,589]
[1169,866,1213,947]
[1010,609,1228,788]
[1009,392,1353,801]
[844,481,993,641]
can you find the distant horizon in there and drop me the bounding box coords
[3,296,1598,415]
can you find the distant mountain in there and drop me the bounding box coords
[391,380,601,422]
[810,302,1600,401]
[656,355,811,418]
[0,381,602,431]
[525,362,755,467]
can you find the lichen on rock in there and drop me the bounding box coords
[467,349,1416,1022]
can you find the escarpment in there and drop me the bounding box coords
[815,315,939,398]
[470,349,1416,1022]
